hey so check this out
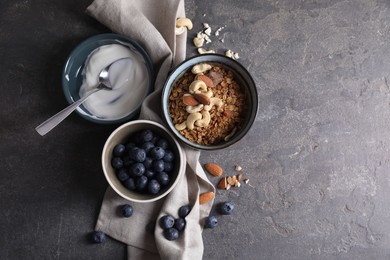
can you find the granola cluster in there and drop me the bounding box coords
[168,63,247,145]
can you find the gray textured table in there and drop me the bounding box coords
[2,0,390,259]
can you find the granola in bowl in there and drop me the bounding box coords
[162,54,258,150]
[168,63,247,145]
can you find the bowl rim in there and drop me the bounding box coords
[62,33,154,124]
[161,54,258,150]
[101,119,185,203]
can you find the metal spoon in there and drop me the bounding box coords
[35,57,130,136]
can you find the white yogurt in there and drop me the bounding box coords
[79,43,149,120]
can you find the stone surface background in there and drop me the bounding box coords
[1,0,390,259]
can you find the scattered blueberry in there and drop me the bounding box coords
[163,228,179,241]
[120,204,133,218]
[147,179,161,194]
[178,205,191,218]
[163,150,175,162]
[156,139,169,150]
[136,175,148,191]
[111,157,124,170]
[113,144,126,157]
[153,159,165,172]
[150,147,166,160]
[218,201,234,215]
[130,163,146,177]
[91,231,106,243]
[156,172,170,186]
[146,221,156,234]
[117,168,130,182]
[129,148,146,163]
[173,218,186,231]
[204,215,218,229]
[124,178,136,190]
[159,215,175,229]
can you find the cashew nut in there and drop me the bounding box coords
[175,122,187,131]
[186,104,204,113]
[204,89,213,98]
[193,37,205,48]
[198,48,216,54]
[189,80,207,93]
[176,17,193,30]
[204,97,223,111]
[191,63,212,74]
[195,110,211,127]
[186,112,202,130]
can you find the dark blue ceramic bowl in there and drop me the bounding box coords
[62,34,153,124]
[161,54,258,150]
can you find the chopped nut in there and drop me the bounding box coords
[236,173,242,181]
[235,165,242,171]
[244,179,250,184]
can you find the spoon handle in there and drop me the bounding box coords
[35,88,100,136]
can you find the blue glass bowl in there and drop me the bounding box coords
[62,33,153,124]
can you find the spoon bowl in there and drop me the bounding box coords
[35,58,131,136]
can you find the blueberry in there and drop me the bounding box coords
[136,175,148,191]
[163,150,175,162]
[143,157,153,170]
[159,215,175,229]
[204,215,218,229]
[218,201,234,215]
[117,168,130,182]
[164,162,173,172]
[157,139,169,150]
[91,231,106,243]
[146,221,156,234]
[124,178,136,190]
[141,142,155,154]
[150,147,166,160]
[113,144,126,157]
[120,204,133,218]
[153,160,165,172]
[144,170,155,179]
[125,142,136,152]
[174,218,186,231]
[151,136,160,145]
[156,172,170,186]
[138,129,154,143]
[123,156,135,167]
[129,148,146,163]
[111,157,123,170]
[147,179,161,194]
[130,163,146,177]
[163,228,179,241]
[178,205,191,218]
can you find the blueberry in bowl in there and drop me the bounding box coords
[102,120,185,203]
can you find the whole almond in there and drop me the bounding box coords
[193,93,211,105]
[196,74,214,88]
[183,94,199,106]
[223,110,234,117]
[204,163,223,176]
[199,191,215,204]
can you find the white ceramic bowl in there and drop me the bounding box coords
[101,120,185,202]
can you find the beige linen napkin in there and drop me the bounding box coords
[86,0,215,259]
